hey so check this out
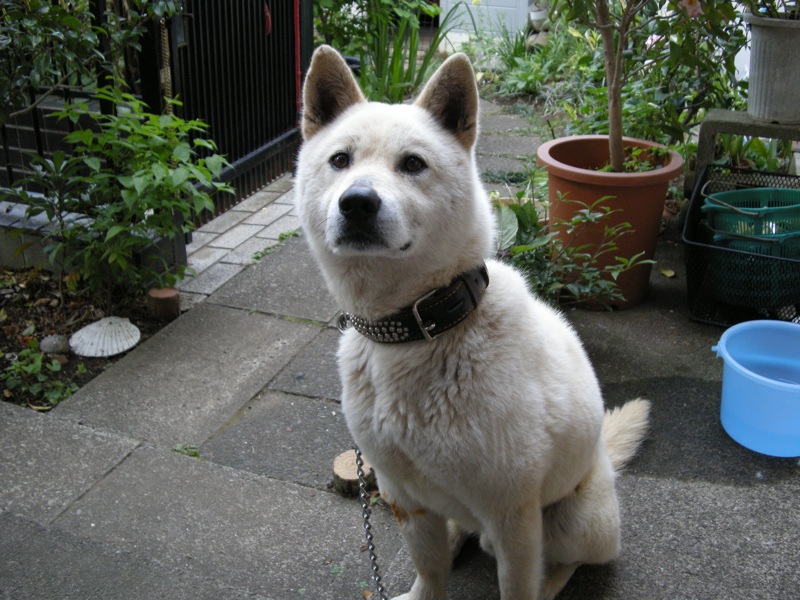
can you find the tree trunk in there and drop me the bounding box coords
[596,0,625,172]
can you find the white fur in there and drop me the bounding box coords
[295,46,650,600]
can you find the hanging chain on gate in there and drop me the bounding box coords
[159,18,173,115]
[355,446,390,600]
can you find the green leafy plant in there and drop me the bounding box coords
[1,338,78,407]
[740,1,799,19]
[548,1,743,171]
[0,0,180,127]
[714,134,795,172]
[495,192,651,307]
[2,85,232,309]
[313,0,469,103]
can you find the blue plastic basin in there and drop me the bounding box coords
[712,320,800,457]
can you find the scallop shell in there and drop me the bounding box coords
[69,316,141,358]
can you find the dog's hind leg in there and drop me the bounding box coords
[542,399,650,597]
[391,508,451,600]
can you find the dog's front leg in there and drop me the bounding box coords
[491,502,545,600]
[391,507,450,600]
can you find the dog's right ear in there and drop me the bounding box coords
[301,46,366,140]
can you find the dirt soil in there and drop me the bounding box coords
[0,268,167,412]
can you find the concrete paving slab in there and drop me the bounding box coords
[244,203,293,226]
[585,475,800,600]
[256,215,302,241]
[233,189,283,213]
[55,445,403,599]
[0,512,265,600]
[53,303,319,449]
[179,261,244,295]
[477,154,531,176]
[196,209,249,234]
[269,326,342,401]
[201,390,351,489]
[0,403,137,523]
[208,235,338,324]
[208,223,263,249]
[220,235,279,266]
[479,112,533,133]
[185,230,217,254]
[478,132,541,157]
[263,174,294,193]
[185,244,228,273]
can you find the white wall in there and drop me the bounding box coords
[440,0,531,34]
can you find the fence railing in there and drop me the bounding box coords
[169,0,313,225]
[0,1,312,227]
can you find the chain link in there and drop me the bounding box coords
[355,446,390,600]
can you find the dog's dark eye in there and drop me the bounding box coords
[330,153,350,170]
[402,155,426,174]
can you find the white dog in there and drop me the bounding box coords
[295,45,650,600]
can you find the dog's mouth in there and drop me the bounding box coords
[333,228,413,254]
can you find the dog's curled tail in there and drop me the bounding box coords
[602,398,651,473]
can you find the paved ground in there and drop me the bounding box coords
[2,99,799,599]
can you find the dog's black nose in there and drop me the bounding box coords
[339,184,381,222]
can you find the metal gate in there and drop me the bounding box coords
[0,1,312,226]
[168,0,312,224]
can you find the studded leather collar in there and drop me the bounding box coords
[337,263,489,343]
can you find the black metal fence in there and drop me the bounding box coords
[0,0,312,226]
[169,0,313,224]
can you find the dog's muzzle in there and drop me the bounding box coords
[335,181,385,249]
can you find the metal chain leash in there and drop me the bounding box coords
[355,446,390,600]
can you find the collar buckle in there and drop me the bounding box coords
[411,289,440,342]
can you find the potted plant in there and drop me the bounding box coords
[741,1,800,123]
[535,1,737,307]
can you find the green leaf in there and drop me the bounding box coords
[495,205,518,252]
[172,143,192,162]
[83,156,102,172]
[105,225,125,241]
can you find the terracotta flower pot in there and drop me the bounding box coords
[536,135,684,308]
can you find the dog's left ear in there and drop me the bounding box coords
[302,45,366,140]
[414,53,479,150]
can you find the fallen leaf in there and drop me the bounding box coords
[659,267,676,278]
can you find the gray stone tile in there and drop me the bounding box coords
[207,223,262,249]
[54,303,319,448]
[219,236,279,266]
[0,513,261,599]
[56,445,402,599]
[270,327,342,401]
[255,215,302,241]
[0,402,137,522]
[196,209,249,234]
[179,261,244,295]
[185,244,228,274]
[201,390,350,489]
[208,236,337,323]
[243,203,293,226]
[232,189,282,213]
[263,174,294,193]
[185,231,217,254]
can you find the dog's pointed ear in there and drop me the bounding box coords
[301,45,366,140]
[414,54,479,150]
